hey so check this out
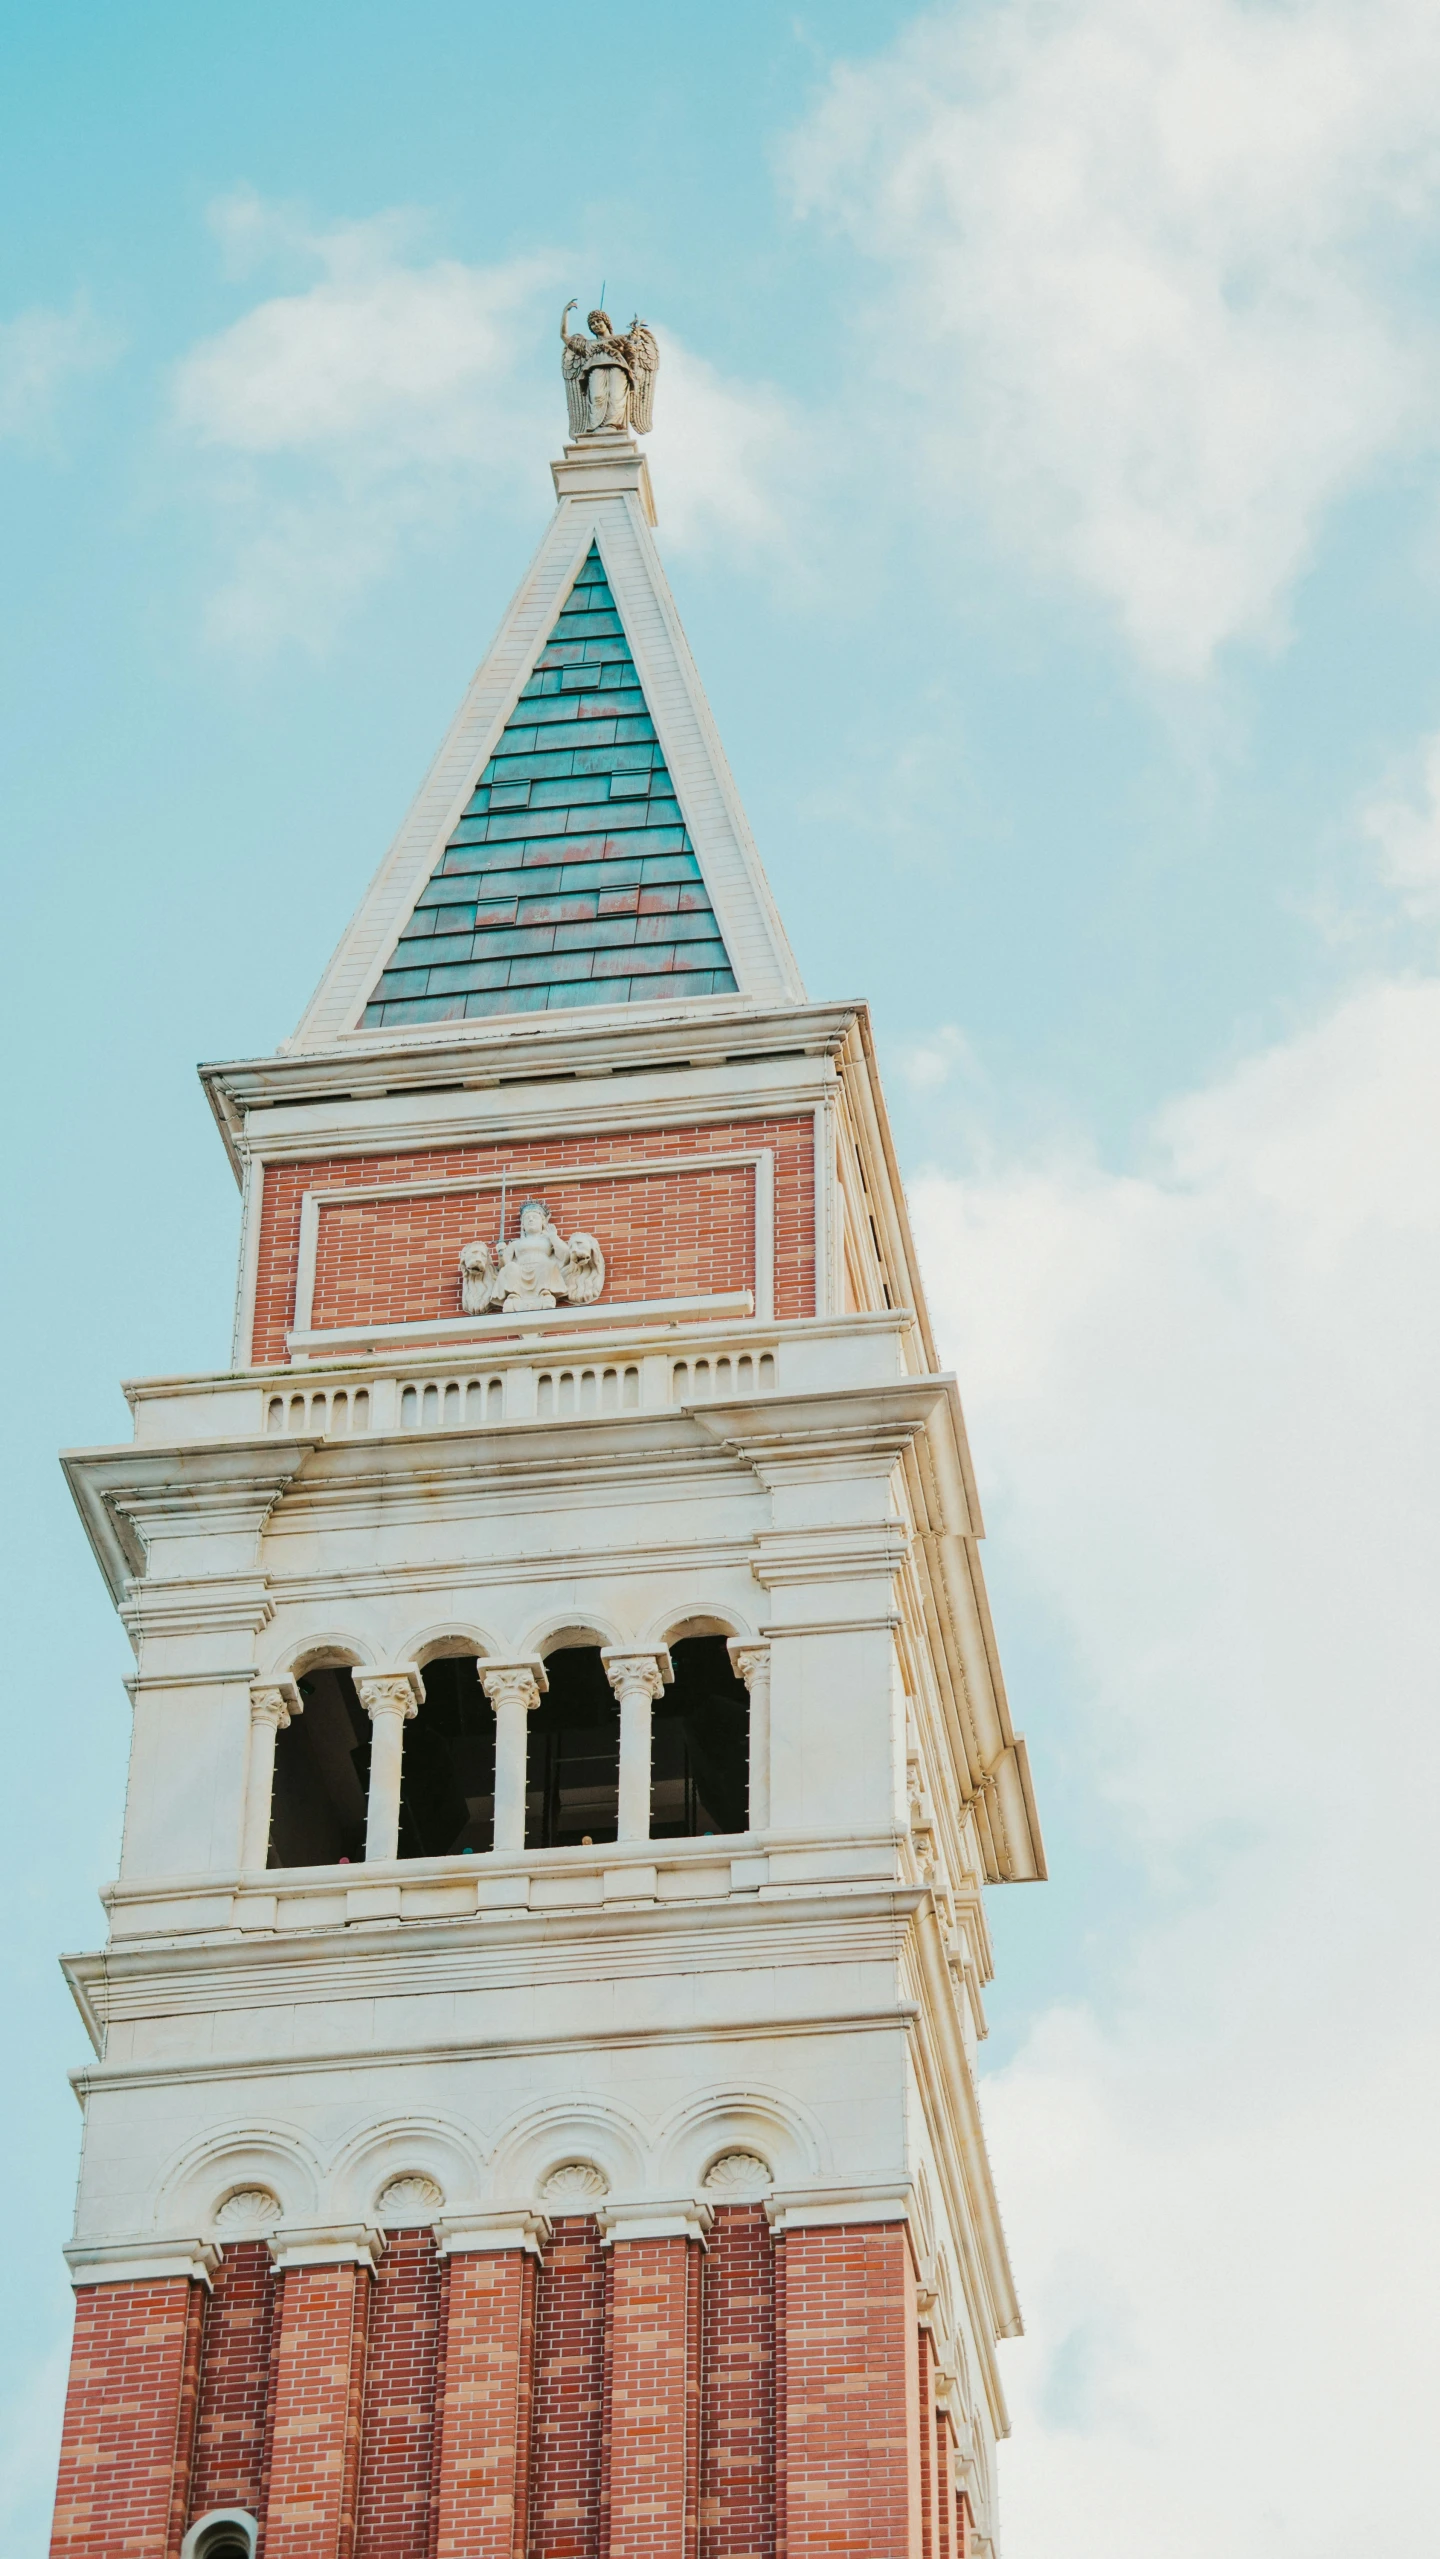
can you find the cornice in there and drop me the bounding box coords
[201,998,859,1181]
[62,1439,316,1606]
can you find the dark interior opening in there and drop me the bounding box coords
[269,1664,369,1867]
[398,1655,496,1857]
[650,1636,750,1838]
[525,1646,620,1848]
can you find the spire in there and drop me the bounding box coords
[363,544,735,1025]
[290,361,804,1051]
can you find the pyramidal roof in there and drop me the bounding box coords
[365,544,735,1025]
[291,438,804,1050]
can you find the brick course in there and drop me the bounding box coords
[250,1118,815,1362]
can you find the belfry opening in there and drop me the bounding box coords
[48,308,1045,2559]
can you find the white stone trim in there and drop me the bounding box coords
[181,2511,257,2559]
[267,2220,384,2272]
[435,2208,551,2258]
[65,2235,220,2288]
[597,2196,713,2247]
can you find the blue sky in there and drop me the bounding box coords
[4,3,1440,2550]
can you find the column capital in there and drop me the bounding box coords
[479,1658,549,1714]
[353,1665,424,1721]
[726,1639,770,1687]
[267,2220,385,2274]
[249,1675,301,1730]
[601,1647,673,1702]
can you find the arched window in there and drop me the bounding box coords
[397,1655,495,1856]
[269,1665,368,1866]
[181,2512,257,2559]
[650,1637,749,1837]
[526,1646,619,1848]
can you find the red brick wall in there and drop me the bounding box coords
[701,2205,775,2559]
[775,2225,923,2559]
[603,2236,702,2559]
[262,2260,371,2559]
[356,2230,446,2559]
[250,1118,815,1362]
[432,2246,538,2559]
[50,2276,202,2559]
[530,2218,607,2559]
[50,2224,949,2559]
[188,2241,275,2525]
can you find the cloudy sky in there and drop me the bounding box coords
[3,2,1438,2550]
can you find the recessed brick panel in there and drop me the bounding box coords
[531,2217,607,2559]
[188,2241,275,2526]
[357,2230,445,2559]
[701,2205,775,2559]
[250,1118,815,1363]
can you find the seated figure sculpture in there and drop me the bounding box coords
[459,1198,606,1315]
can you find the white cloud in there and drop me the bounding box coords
[910,969,1440,2550]
[171,201,802,646]
[791,0,1440,674]
[1362,731,1440,916]
[0,297,116,442]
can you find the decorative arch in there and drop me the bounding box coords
[520,1611,626,1658]
[326,2111,486,2224]
[266,1631,377,1679]
[652,2084,825,2198]
[641,1601,757,1651]
[488,2094,649,2207]
[153,2121,322,2238]
[403,1621,502,1669]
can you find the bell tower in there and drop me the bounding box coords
[49,349,1044,2559]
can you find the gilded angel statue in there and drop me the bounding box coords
[560,304,659,437]
[460,1199,607,1315]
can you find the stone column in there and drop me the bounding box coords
[602,1650,672,1844]
[480,1661,548,1854]
[727,1640,771,1834]
[353,1669,424,1864]
[241,1677,301,1871]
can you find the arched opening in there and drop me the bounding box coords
[181,2513,258,2559]
[398,1655,496,1856]
[526,1646,619,1848]
[650,1636,749,1837]
[269,1665,368,1866]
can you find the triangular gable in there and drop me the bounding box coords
[290,440,804,1049]
[363,546,735,1024]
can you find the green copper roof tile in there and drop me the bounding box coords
[365,546,735,1024]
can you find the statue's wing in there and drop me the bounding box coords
[562,338,588,439]
[564,1233,606,1303]
[458,1239,497,1315]
[627,323,659,434]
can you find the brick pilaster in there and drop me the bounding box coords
[261,2259,372,2559]
[49,2276,204,2559]
[604,2235,703,2559]
[431,2247,539,2559]
[775,2224,923,2559]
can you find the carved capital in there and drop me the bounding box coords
[249,1676,301,1731]
[726,1641,771,1693]
[480,1659,548,1717]
[354,1667,423,1724]
[601,1648,672,1706]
